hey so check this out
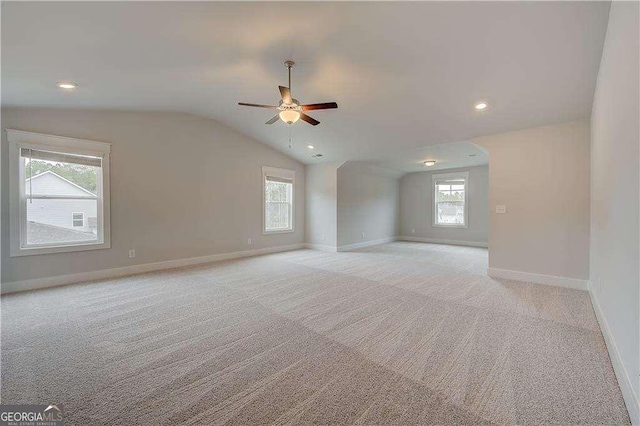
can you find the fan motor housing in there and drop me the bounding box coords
[278,99,301,110]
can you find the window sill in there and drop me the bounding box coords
[432,224,468,229]
[10,240,110,257]
[263,229,295,235]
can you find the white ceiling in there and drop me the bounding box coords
[370,141,488,174]
[1,2,610,165]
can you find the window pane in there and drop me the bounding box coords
[265,201,291,230]
[24,155,100,246]
[25,157,99,195]
[265,180,290,202]
[265,180,292,231]
[27,199,98,245]
[437,187,464,202]
[436,201,465,224]
[434,174,466,226]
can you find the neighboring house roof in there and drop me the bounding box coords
[26,222,96,245]
[26,170,96,197]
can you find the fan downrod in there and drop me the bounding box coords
[284,61,295,90]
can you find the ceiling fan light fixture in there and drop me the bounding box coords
[238,60,337,127]
[424,160,436,167]
[279,110,300,124]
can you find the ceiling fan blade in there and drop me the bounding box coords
[301,102,338,111]
[299,113,320,126]
[279,86,293,104]
[265,114,280,124]
[238,102,277,109]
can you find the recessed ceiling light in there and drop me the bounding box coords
[307,145,315,150]
[474,101,488,110]
[57,82,78,90]
[424,160,436,167]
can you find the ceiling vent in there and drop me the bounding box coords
[312,153,323,158]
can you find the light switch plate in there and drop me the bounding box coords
[496,205,507,214]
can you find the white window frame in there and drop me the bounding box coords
[262,166,295,235]
[7,129,111,257]
[72,212,85,227]
[432,171,469,229]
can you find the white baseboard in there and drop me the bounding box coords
[337,236,399,252]
[487,267,588,291]
[588,282,639,425]
[1,243,305,295]
[304,243,338,252]
[399,236,488,248]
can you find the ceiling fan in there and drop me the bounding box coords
[238,61,338,126]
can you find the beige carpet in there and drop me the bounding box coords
[1,242,630,425]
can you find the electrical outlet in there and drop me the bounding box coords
[411,228,415,234]
[322,234,326,241]
[361,232,365,239]
[247,238,252,245]
[495,205,507,214]
[128,249,136,258]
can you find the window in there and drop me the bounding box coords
[72,212,84,227]
[433,172,468,228]
[263,166,294,234]
[8,130,111,256]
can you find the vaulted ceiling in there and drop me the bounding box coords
[2,2,610,166]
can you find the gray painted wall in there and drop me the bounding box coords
[337,162,400,248]
[590,1,639,419]
[400,165,488,245]
[473,120,591,280]
[1,108,305,284]
[305,163,340,249]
